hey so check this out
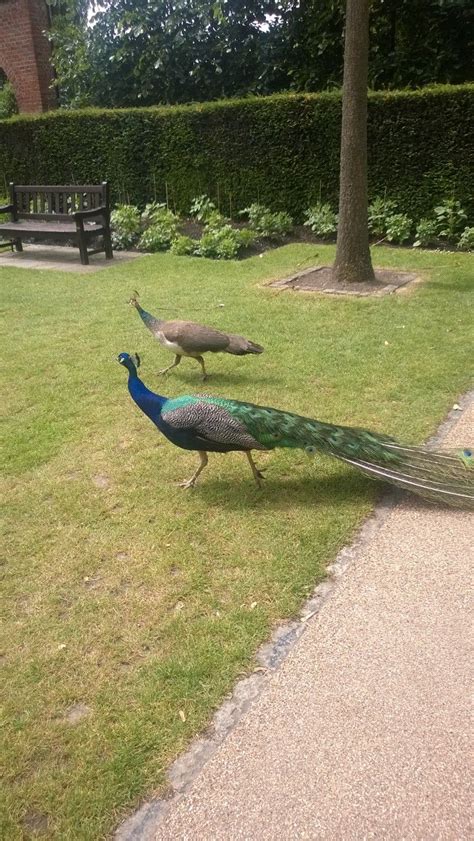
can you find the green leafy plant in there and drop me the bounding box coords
[434,199,467,241]
[304,202,338,237]
[139,221,177,252]
[368,197,398,237]
[204,209,228,229]
[0,195,10,223]
[413,218,438,248]
[236,228,256,249]
[242,203,293,240]
[190,195,219,223]
[458,226,474,251]
[385,213,413,244]
[137,203,179,252]
[197,225,245,259]
[0,82,18,120]
[110,204,142,249]
[170,234,198,256]
[142,201,178,227]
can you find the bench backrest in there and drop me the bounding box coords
[9,183,110,221]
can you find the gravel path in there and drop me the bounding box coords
[124,401,474,841]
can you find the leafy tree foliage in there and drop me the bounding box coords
[47,0,473,107]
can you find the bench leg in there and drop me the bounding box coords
[15,238,23,252]
[78,233,89,266]
[104,229,113,260]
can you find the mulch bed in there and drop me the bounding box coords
[269,266,420,296]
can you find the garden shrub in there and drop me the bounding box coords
[1,85,471,222]
[458,226,474,251]
[110,204,141,249]
[368,197,398,237]
[433,199,467,242]
[304,202,338,237]
[385,213,413,244]
[242,203,293,239]
[0,82,17,120]
[170,234,197,256]
[197,224,245,259]
[413,218,438,248]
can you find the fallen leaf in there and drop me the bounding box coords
[179,710,186,722]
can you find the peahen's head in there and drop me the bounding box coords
[128,290,141,308]
[118,352,141,374]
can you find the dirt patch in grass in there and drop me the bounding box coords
[270,266,419,296]
[22,811,50,835]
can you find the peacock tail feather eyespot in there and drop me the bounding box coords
[461,448,473,467]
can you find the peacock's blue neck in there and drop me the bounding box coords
[128,372,165,424]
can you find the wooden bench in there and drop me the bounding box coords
[0,182,113,265]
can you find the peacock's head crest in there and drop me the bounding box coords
[118,352,141,372]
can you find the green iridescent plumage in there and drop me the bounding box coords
[160,393,474,507]
[119,354,474,507]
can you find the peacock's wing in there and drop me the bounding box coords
[161,397,268,451]
[162,321,230,354]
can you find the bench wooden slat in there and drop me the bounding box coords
[15,184,106,193]
[1,182,113,266]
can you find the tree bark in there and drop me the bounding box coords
[332,0,375,283]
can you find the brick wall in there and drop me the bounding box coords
[0,0,57,112]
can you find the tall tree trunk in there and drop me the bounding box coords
[332,0,375,283]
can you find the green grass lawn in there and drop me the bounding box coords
[1,244,473,840]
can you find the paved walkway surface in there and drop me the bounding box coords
[149,401,473,841]
[0,244,140,273]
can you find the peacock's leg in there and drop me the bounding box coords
[159,355,181,376]
[178,451,208,489]
[245,451,265,488]
[195,355,208,381]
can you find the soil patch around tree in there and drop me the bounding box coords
[269,266,420,296]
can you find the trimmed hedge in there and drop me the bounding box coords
[0,85,473,221]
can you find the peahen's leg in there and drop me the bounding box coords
[195,355,208,381]
[159,355,181,376]
[245,451,265,488]
[178,451,208,489]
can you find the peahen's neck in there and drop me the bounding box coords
[135,303,163,332]
[127,370,165,424]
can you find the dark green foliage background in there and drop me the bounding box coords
[1,85,472,221]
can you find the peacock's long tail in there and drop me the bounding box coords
[217,399,474,509]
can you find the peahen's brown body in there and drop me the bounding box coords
[129,294,263,380]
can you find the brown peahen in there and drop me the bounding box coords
[129,293,263,380]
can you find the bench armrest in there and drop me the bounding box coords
[0,203,14,214]
[74,205,108,221]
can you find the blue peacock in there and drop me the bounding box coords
[118,353,474,507]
